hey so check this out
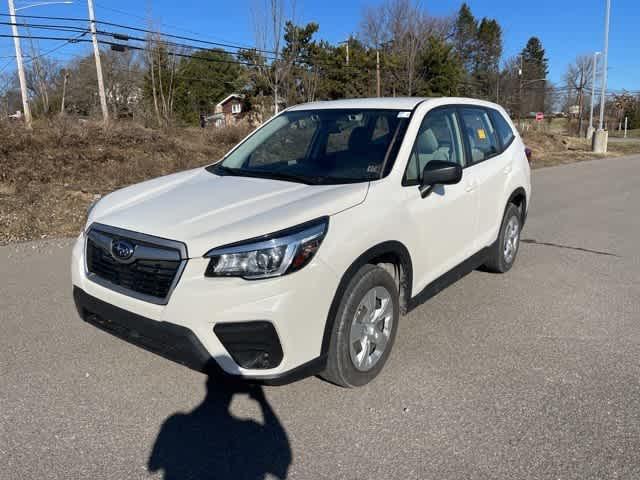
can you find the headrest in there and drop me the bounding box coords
[348,127,369,153]
[418,129,438,154]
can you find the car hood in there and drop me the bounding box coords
[88,167,369,257]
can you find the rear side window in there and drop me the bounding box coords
[459,107,500,164]
[489,109,515,149]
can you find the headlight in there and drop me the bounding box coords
[204,217,328,279]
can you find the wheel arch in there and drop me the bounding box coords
[507,187,528,225]
[320,241,413,356]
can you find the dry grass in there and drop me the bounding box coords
[1,118,639,245]
[0,119,250,244]
[522,130,640,168]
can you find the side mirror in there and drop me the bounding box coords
[419,161,463,198]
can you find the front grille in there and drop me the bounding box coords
[85,224,187,304]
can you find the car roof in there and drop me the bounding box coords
[286,97,505,112]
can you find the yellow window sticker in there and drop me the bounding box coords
[477,129,486,139]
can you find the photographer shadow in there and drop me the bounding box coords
[148,370,292,480]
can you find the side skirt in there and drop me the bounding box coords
[407,244,493,312]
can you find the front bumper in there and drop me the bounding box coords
[71,232,338,383]
[73,287,326,384]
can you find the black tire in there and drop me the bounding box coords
[320,264,400,388]
[483,203,522,273]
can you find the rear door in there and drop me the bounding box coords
[458,106,512,248]
[403,106,481,287]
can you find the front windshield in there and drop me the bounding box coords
[210,109,410,185]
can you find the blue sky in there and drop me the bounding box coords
[1,0,637,91]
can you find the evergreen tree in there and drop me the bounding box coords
[281,22,321,104]
[521,37,549,113]
[475,18,503,100]
[415,35,463,97]
[173,49,246,125]
[454,3,478,75]
[314,39,376,100]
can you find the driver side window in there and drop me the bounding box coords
[404,108,465,185]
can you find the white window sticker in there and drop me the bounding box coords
[397,111,411,118]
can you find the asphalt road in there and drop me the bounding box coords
[2,155,640,480]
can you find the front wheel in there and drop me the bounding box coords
[483,203,522,273]
[320,265,399,388]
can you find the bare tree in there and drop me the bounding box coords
[564,55,593,135]
[361,0,445,96]
[0,70,16,117]
[497,56,518,114]
[102,48,144,118]
[144,30,179,125]
[56,49,143,118]
[252,0,297,114]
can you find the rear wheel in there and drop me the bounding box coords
[483,203,522,273]
[320,264,399,388]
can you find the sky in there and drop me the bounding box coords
[0,0,638,91]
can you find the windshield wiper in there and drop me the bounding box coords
[209,164,317,185]
[313,176,369,185]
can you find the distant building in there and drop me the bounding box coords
[208,94,245,128]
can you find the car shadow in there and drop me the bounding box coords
[148,366,292,480]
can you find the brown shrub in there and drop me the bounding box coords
[0,118,252,243]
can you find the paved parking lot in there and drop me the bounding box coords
[2,155,639,479]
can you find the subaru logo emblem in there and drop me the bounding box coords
[111,239,135,262]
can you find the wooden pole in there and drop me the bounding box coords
[87,0,109,125]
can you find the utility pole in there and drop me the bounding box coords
[593,0,611,153]
[376,49,381,97]
[624,116,628,138]
[577,69,585,136]
[518,55,523,129]
[7,0,32,129]
[587,51,601,140]
[87,0,109,125]
[274,84,279,115]
[338,39,350,66]
[60,70,69,115]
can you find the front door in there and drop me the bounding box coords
[403,107,480,290]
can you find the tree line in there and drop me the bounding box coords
[0,0,638,130]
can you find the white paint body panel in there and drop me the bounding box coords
[72,97,531,378]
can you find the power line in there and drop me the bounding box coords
[0,33,89,43]
[93,1,252,49]
[0,59,13,73]
[94,29,280,64]
[2,16,639,96]
[96,17,277,56]
[0,12,279,56]
[26,31,89,64]
[1,13,364,72]
[0,14,361,73]
[0,20,87,34]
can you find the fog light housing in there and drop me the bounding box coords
[214,322,283,369]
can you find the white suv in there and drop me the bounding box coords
[72,97,531,387]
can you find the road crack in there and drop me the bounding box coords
[521,239,620,257]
